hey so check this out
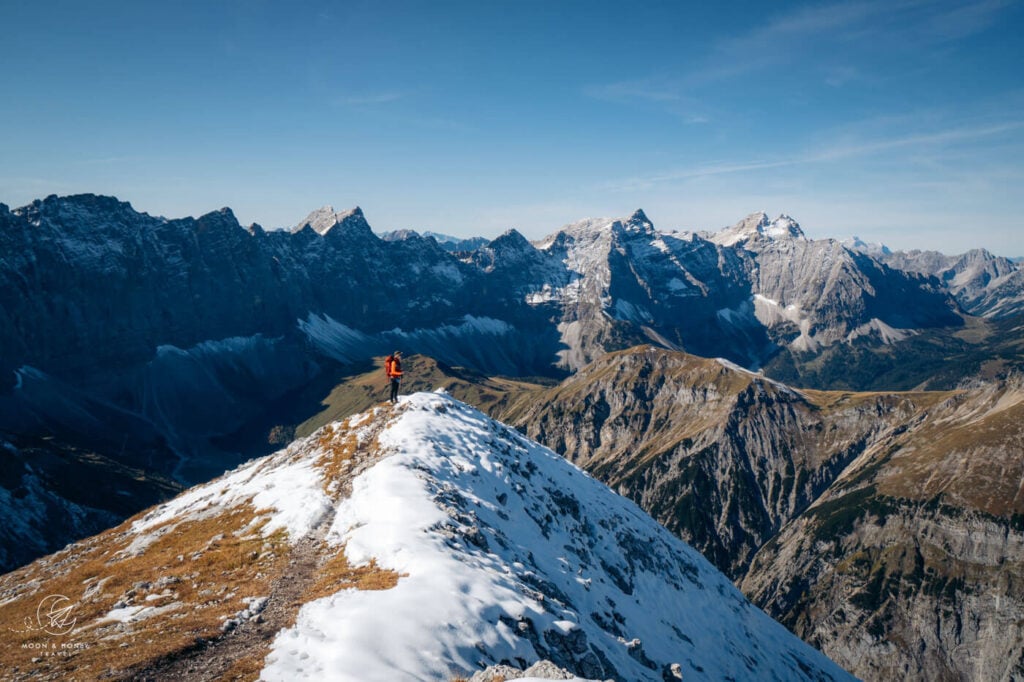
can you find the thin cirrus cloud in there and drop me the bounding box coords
[704,0,1011,76]
[601,119,1024,191]
[584,0,1014,102]
[581,80,711,124]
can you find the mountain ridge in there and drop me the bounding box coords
[0,392,853,681]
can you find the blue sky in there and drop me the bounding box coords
[2,0,1022,254]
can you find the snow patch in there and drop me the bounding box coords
[100,602,182,624]
[715,358,807,399]
[125,451,332,554]
[611,299,653,323]
[298,314,374,363]
[845,318,915,345]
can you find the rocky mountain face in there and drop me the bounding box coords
[504,208,963,372]
[0,195,559,387]
[500,346,1024,682]
[846,241,1024,318]
[742,377,1024,682]
[0,393,852,681]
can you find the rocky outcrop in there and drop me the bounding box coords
[470,659,611,681]
[741,378,1024,681]
[744,500,1024,682]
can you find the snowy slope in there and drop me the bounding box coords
[0,392,852,682]
[262,392,852,681]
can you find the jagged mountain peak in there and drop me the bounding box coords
[538,210,656,250]
[556,215,617,239]
[0,391,852,681]
[707,211,806,246]
[489,226,532,249]
[627,208,653,229]
[291,205,368,236]
[197,206,239,226]
[471,228,541,272]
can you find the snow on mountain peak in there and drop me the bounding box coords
[292,205,367,236]
[707,211,806,246]
[766,214,804,239]
[627,208,653,230]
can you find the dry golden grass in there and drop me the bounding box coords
[315,422,362,498]
[314,416,389,501]
[305,544,404,603]
[214,653,265,682]
[0,504,289,680]
[876,396,1024,515]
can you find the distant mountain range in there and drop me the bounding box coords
[5,194,1021,394]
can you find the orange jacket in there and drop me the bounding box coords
[385,355,403,378]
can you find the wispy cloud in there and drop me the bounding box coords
[809,120,1024,160]
[585,0,1015,100]
[915,0,1014,42]
[601,119,1024,191]
[582,79,711,123]
[700,0,1011,82]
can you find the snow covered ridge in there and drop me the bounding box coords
[0,391,852,681]
[262,391,852,681]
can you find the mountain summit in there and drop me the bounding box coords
[706,211,806,246]
[292,205,369,236]
[0,392,852,681]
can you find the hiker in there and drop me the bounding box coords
[385,350,403,403]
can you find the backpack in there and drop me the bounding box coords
[384,355,395,378]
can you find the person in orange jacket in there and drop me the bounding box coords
[384,351,403,403]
